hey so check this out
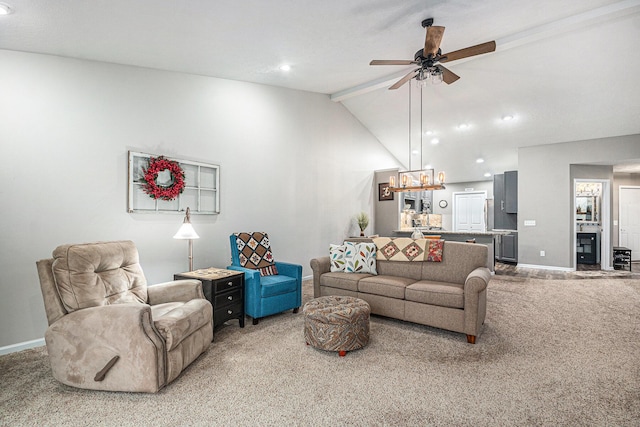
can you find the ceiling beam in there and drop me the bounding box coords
[330,0,640,103]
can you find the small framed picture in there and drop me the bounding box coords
[379,183,394,201]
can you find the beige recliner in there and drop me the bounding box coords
[36,240,213,393]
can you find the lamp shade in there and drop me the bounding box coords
[173,207,199,239]
[173,223,199,239]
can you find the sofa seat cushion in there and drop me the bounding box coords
[358,276,415,299]
[405,281,464,309]
[260,274,298,297]
[152,299,213,351]
[320,272,372,293]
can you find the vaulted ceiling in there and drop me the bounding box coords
[1,0,639,182]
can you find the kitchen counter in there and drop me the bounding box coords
[393,229,511,271]
[394,229,512,236]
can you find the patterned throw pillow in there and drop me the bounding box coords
[373,237,427,262]
[343,241,377,275]
[329,244,347,272]
[234,232,279,276]
[425,239,444,262]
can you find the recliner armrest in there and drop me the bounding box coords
[275,261,302,281]
[45,303,166,392]
[147,279,204,305]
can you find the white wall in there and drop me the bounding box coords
[0,50,400,347]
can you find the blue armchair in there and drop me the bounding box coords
[227,233,302,325]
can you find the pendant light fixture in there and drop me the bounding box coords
[388,83,445,192]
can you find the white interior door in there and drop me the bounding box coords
[453,191,486,232]
[620,186,640,260]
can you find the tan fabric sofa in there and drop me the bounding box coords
[310,240,491,343]
[36,240,213,392]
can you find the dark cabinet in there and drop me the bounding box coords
[495,232,518,263]
[504,170,518,213]
[613,247,632,271]
[493,172,518,230]
[577,233,596,264]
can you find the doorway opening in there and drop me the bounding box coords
[573,179,611,271]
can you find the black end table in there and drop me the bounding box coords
[174,268,245,338]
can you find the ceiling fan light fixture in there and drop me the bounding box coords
[430,68,443,84]
[0,3,12,15]
[415,69,429,88]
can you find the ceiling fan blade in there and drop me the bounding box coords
[370,60,416,66]
[436,65,460,84]
[389,69,420,90]
[440,40,496,63]
[424,26,445,56]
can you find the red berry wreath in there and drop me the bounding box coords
[142,156,185,201]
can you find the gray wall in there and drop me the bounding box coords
[518,137,640,269]
[374,169,400,236]
[0,49,400,348]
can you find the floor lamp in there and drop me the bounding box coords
[173,207,199,271]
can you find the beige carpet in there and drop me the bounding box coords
[1,276,639,426]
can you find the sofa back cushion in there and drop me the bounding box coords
[377,259,423,281]
[420,241,487,284]
[52,241,148,312]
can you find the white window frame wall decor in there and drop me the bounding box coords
[128,150,220,215]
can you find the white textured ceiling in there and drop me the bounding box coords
[1,0,639,182]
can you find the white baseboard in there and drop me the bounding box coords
[302,274,313,281]
[0,338,45,356]
[516,263,574,272]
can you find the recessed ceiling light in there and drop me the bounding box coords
[457,123,469,130]
[424,130,434,136]
[476,158,484,164]
[430,138,439,145]
[279,64,291,72]
[501,114,514,121]
[412,149,419,155]
[424,164,432,169]
[484,172,492,177]
[0,3,12,15]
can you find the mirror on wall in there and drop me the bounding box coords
[576,196,599,222]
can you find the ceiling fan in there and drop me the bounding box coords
[370,18,496,89]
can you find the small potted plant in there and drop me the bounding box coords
[356,212,369,237]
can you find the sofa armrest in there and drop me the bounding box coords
[147,279,204,305]
[463,267,492,338]
[310,257,331,298]
[45,303,166,392]
[464,267,491,294]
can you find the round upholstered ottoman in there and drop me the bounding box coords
[303,296,370,357]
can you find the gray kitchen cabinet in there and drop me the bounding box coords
[504,170,518,213]
[493,173,517,230]
[495,232,518,263]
